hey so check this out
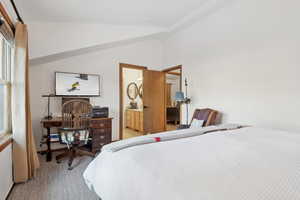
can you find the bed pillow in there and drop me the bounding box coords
[190,119,204,128]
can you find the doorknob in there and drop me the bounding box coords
[143,106,149,109]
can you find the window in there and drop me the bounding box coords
[0,34,13,136]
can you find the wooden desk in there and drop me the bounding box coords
[41,117,112,162]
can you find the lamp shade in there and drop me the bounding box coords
[175,91,185,102]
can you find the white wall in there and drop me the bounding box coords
[0,144,13,200]
[30,39,163,147]
[163,0,300,132]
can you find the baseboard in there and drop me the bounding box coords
[5,183,14,200]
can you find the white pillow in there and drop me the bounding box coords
[190,119,204,128]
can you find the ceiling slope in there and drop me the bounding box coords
[28,22,165,59]
[15,0,208,27]
[10,0,233,64]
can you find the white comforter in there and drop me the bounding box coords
[83,127,300,200]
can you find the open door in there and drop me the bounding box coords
[143,70,166,133]
[162,65,182,130]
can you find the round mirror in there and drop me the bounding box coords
[127,82,138,100]
[138,84,143,98]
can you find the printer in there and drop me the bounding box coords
[92,106,109,118]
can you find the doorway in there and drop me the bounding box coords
[119,63,147,139]
[119,63,181,140]
[119,63,167,140]
[162,65,182,130]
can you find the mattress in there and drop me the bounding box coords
[83,126,300,200]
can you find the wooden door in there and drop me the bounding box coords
[143,70,166,133]
[165,83,172,107]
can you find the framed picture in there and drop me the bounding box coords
[55,72,101,96]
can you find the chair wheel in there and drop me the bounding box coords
[68,166,73,170]
[56,160,61,164]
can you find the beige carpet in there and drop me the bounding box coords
[8,153,99,200]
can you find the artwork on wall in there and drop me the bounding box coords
[55,72,100,96]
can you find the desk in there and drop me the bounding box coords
[41,117,113,162]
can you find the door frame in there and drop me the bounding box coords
[162,65,182,91]
[119,63,147,140]
[162,65,183,126]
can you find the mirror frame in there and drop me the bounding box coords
[127,82,138,100]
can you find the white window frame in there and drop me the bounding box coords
[0,34,13,137]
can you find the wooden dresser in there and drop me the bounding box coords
[125,109,143,132]
[89,118,113,153]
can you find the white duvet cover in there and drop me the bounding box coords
[83,127,300,200]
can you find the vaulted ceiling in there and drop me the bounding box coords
[8,0,228,63]
[15,0,209,27]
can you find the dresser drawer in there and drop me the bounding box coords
[92,130,111,141]
[90,120,111,129]
[91,128,111,135]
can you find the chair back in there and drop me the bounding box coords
[190,108,218,127]
[61,100,93,129]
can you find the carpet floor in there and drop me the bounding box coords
[7,153,99,200]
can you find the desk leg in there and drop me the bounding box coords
[46,127,52,162]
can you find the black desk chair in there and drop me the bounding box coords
[56,100,94,170]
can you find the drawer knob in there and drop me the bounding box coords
[100,136,105,139]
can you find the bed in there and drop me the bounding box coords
[83,125,300,200]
